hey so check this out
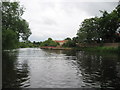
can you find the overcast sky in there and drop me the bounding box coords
[19,0,118,41]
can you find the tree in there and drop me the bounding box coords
[2,2,31,50]
[40,38,59,47]
[77,4,120,44]
[99,10,119,42]
[77,17,100,43]
[48,38,52,41]
[64,37,71,40]
[62,37,77,47]
[62,40,76,47]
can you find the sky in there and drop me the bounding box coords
[19,0,119,41]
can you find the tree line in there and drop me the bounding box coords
[2,2,120,50]
[76,4,120,44]
[64,4,120,48]
[40,4,120,48]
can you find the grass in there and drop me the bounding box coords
[74,46,120,53]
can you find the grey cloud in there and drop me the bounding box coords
[78,2,118,16]
[20,1,118,41]
[42,17,57,25]
[30,17,57,26]
[29,32,67,41]
[61,2,118,16]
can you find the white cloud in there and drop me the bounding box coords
[19,1,118,41]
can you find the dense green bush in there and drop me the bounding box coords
[40,38,59,47]
[62,40,76,47]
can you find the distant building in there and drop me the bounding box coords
[54,40,68,46]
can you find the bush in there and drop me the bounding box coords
[40,38,59,47]
[62,40,76,47]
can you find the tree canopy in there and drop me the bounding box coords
[40,38,59,47]
[62,37,76,47]
[2,2,31,50]
[77,5,120,44]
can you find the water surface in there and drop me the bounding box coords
[2,48,120,89]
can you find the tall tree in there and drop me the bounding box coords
[77,17,100,43]
[77,4,120,44]
[99,10,119,42]
[2,2,31,49]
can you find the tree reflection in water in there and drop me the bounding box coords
[46,49,120,88]
[76,51,120,89]
[46,50,120,88]
[2,50,30,88]
[2,49,120,89]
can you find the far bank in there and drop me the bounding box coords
[73,44,120,53]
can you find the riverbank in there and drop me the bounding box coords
[40,46,120,53]
[40,46,72,50]
[74,46,120,53]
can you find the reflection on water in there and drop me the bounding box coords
[76,51,120,88]
[2,48,120,89]
[2,50,30,88]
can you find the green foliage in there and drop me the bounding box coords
[40,38,59,47]
[48,38,52,41]
[64,37,71,40]
[62,37,78,47]
[77,17,101,43]
[62,40,76,47]
[19,41,42,48]
[98,10,119,42]
[78,46,119,53]
[72,37,79,43]
[2,2,31,50]
[77,5,120,44]
[19,42,27,48]
[33,41,42,47]
[2,29,18,49]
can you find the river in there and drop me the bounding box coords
[2,48,120,89]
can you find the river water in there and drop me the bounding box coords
[2,48,120,89]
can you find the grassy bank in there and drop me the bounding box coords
[74,46,120,53]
